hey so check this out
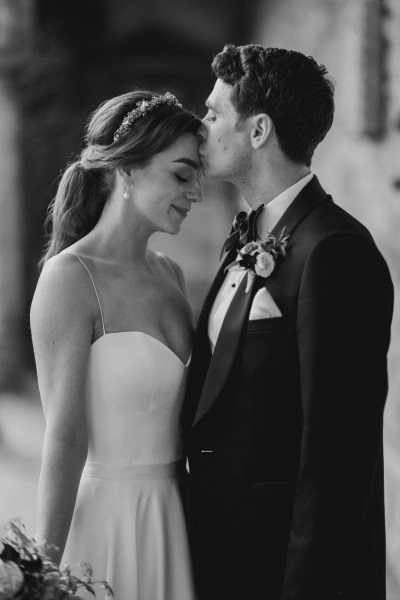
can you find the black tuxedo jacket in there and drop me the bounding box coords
[181,177,394,600]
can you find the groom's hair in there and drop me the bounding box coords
[212,44,335,166]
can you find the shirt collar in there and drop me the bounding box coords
[257,172,313,238]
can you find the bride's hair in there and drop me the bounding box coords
[40,90,200,268]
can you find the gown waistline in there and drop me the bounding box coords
[82,460,185,480]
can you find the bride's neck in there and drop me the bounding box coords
[87,201,153,263]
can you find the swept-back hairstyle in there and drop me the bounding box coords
[40,90,200,268]
[212,44,335,166]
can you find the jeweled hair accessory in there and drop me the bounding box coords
[113,92,182,141]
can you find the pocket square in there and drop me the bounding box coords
[249,287,282,320]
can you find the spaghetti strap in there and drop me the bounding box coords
[73,254,106,335]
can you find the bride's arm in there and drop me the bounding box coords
[30,253,94,564]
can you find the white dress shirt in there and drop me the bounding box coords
[208,173,313,352]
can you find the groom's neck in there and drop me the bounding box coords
[235,155,310,210]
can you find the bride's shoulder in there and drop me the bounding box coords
[38,251,90,289]
[151,251,186,293]
[31,251,96,318]
[30,251,98,353]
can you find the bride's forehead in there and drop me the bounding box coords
[157,135,199,161]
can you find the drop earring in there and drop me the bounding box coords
[123,184,129,200]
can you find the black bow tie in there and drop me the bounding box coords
[223,204,264,253]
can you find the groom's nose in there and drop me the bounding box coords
[197,123,207,142]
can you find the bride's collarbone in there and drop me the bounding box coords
[107,280,187,313]
[83,254,191,333]
[107,263,187,308]
[103,282,191,333]
[108,264,179,295]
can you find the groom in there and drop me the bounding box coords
[181,44,394,600]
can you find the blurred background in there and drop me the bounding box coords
[0,0,399,595]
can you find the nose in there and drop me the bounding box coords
[187,180,202,203]
[197,123,207,142]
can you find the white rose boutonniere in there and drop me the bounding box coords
[226,227,290,292]
[255,251,275,278]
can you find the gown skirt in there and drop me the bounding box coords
[62,330,196,600]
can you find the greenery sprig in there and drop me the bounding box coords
[0,519,113,600]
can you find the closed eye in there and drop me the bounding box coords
[204,112,216,122]
[175,173,189,183]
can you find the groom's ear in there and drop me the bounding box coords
[249,113,274,149]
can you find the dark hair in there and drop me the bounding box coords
[40,90,200,267]
[212,44,335,166]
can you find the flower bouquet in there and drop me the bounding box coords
[0,519,113,600]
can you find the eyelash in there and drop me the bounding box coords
[175,173,189,183]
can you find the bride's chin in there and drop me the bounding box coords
[158,221,182,236]
[170,223,182,236]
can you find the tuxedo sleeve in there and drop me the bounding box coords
[281,231,393,599]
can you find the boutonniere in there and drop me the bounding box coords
[226,227,290,292]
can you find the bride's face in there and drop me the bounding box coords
[129,133,202,235]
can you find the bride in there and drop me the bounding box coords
[30,90,202,599]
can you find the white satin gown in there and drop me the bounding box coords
[62,255,195,600]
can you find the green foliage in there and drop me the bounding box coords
[0,519,113,599]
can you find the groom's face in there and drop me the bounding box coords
[199,79,250,181]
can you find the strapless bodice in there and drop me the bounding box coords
[84,331,189,466]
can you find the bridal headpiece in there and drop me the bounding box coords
[114,92,182,141]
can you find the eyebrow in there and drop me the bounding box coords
[172,158,199,169]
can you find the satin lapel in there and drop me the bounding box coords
[181,247,236,432]
[192,271,257,428]
[191,175,329,430]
